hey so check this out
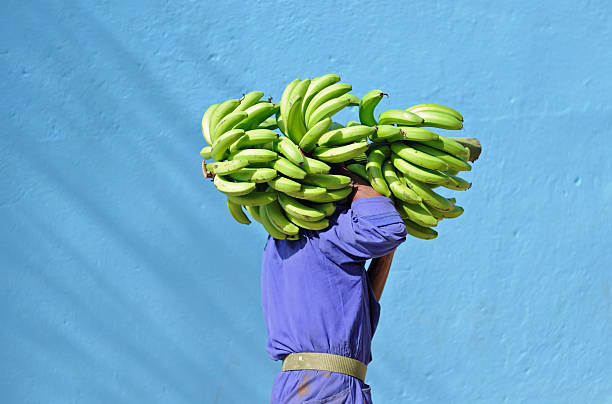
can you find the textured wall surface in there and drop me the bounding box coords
[1,1,611,403]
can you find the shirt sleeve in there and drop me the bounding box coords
[319,196,407,266]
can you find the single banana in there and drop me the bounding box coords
[205,159,248,175]
[229,167,277,183]
[277,192,326,222]
[229,129,279,153]
[228,191,277,206]
[200,146,212,160]
[299,117,332,153]
[427,203,464,219]
[286,80,310,143]
[300,173,351,190]
[301,186,352,203]
[390,153,449,185]
[260,203,289,239]
[366,146,392,197]
[285,211,330,231]
[329,121,344,131]
[235,91,264,112]
[420,135,470,161]
[346,121,361,127]
[245,204,263,222]
[413,110,463,130]
[317,125,375,147]
[346,163,369,182]
[212,128,245,161]
[407,103,463,122]
[350,153,367,164]
[394,199,438,227]
[359,89,386,126]
[308,202,336,217]
[201,103,219,145]
[229,148,278,163]
[274,135,305,166]
[378,109,423,126]
[382,161,422,203]
[234,102,279,131]
[371,125,439,142]
[285,185,327,201]
[214,111,248,139]
[442,174,472,191]
[257,116,278,130]
[402,176,455,212]
[390,142,449,171]
[213,174,256,196]
[272,157,307,179]
[279,78,301,134]
[302,74,341,115]
[304,82,352,124]
[227,199,251,225]
[312,141,369,163]
[265,201,300,236]
[210,99,240,143]
[408,142,472,171]
[346,94,361,106]
[402,218,438,240]
[268,176,302,193]
[307,95,351,130]
[301,156,331,174]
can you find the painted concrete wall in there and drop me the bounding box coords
[1,1,611,402]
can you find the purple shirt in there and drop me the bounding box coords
[261,196,407,403]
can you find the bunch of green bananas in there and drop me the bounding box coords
[200,75,477,241]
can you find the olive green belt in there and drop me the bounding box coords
[281,352,367,382]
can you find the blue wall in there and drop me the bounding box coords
[2,1,611,402]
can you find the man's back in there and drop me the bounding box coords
[261,196,407,403]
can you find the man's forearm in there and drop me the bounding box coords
[367,249,396,301]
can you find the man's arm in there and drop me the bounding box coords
[367,249,396,301]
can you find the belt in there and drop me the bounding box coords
[281,352,367,382]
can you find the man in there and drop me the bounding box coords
[261,167,408,403]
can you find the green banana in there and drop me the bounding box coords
[308,202,336,216]
[371,126,439,142]
[245,204,262,222]
[268,176,302,193]
[359,89,386,126]
[407,103,463,122]
[442,174,472,191]
[236,91,264,112]
[301,156,331,174]
[300,186,352,203]
[212,128,245,161]
[329,121,344,131]
[260,203,289,239]
[272,157,307,179]
[317,125,375,147]
[205,159,248,175]
[214,111,248,139]
[229,148,278,163]
[304,82,352,124]
[346,94,361,106]
[227,199,251,225]
[229,129,279,153]
[346,121,360,127]
[312,141,369,163]
[210,99,240,143]
[277,192,326,222]
[346,163,369,182]
[274,136,305,166]
[382,161,421,203]
[279,78,301,134]
[402,218,438,240]
[302,74,341,115]
[299,117,332,153]
[378,109,423,126]
[420,135,470,161]
[427,203,464,219]
[413,110,463,130]
[307,95,351,130]
[366,146,392,197]
[390,142,449,171]
[285,211,330,231]
[286,80,310,143]
[300,173,351,190]
[408,142,472,171]
[201,103,219,145]
[200,146,212,160]
[285,185,327,201]
[390,153,449,185]
[213,174,256,196]
[228,191,277,206]
[265,201,300,236]
[234,102,279,131]
[402,176,454,212]
[228,167,277,183]
[257,115,278,130]
[395,199,438,227]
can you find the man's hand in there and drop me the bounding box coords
[331,164,382,203]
